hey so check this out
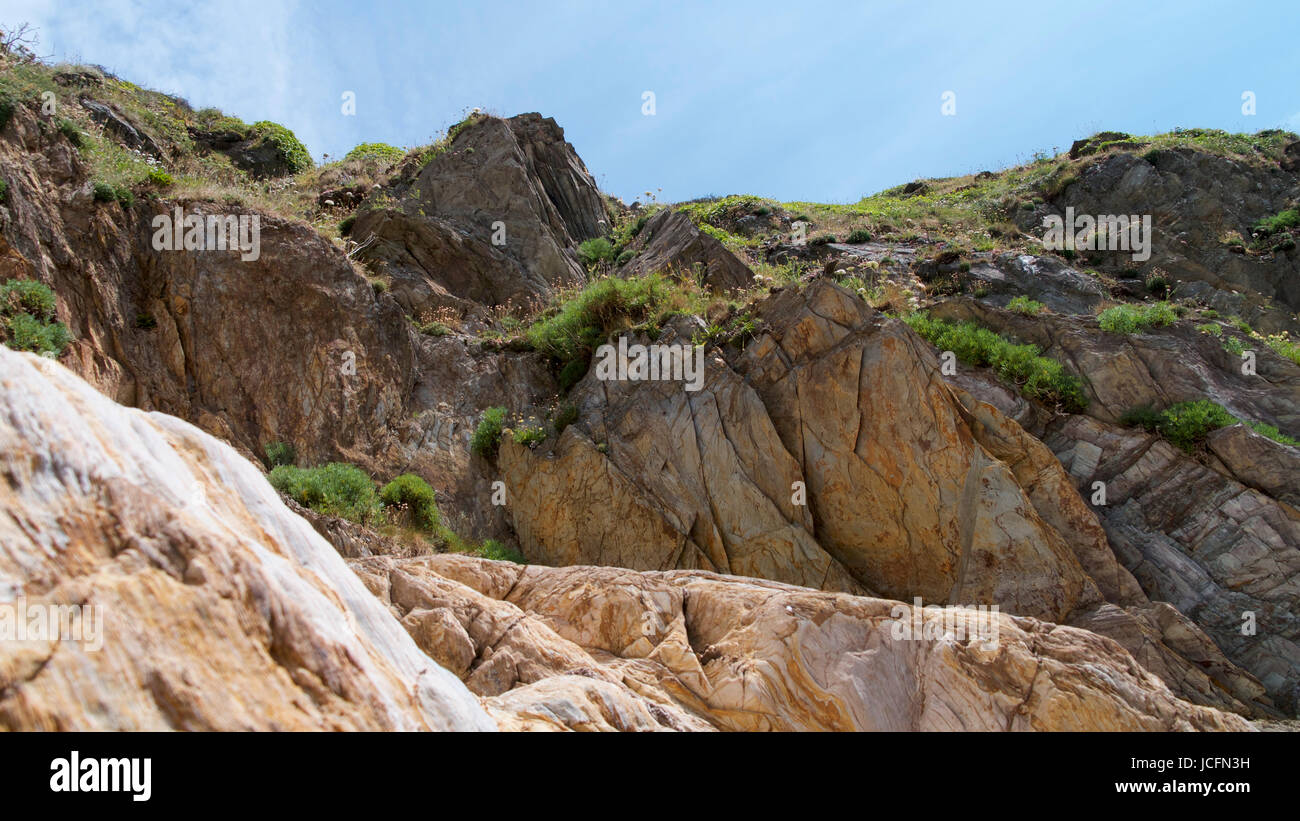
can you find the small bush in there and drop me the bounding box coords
[146,169,174,187]
[267,463,383,524]
[0,279,70,356]
[5,312,70,355]
[615,248,636,266]
[1118,405,1164,431]
[417,319,450,336]
[379,474,441,531]
[808,234,836,246]
[263,441,296,468]
[577,237,615,268]
[56,118,85,148]
[1008,296,1045,315]
[370,278,389,296]
[1,278,57,320]
[846,229,871,243]
[1253,209,1300,237]
[512,419,547,448]
[1262,333,1300,365]
[0,92,16,131]
[558,358,587,391]
[1145,275,1169,297]
[471,407,507,458]
[338,215,356,235]
[1157,400,1237,451]
[0,179,8,204]
[1197,322,1222,337]
[1097,302,1177,334]
[250,120,312,174]
[343,142,406,165]
[92,181,116,202]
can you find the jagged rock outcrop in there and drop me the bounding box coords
[494,280,1276,715]
[618,208,755,291]
[353,113,608,313]
[353,554,1251,731]
[933,298,1300,433]
[0,104,419,470]
[0,347,493,731]
[1033,148,1300,333]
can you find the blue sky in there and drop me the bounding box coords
[5,0,1298,203]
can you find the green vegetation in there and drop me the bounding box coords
[0,278,71,356]
[56,117,85,148]
[1097,302,1177,333]
[1008,296,1045,315]
[0,179,8,204]
[263,441,296,468]
[525,273,705,378]
[471,406,507,458]
[268,463,384,525]
[343,142,406,165]
[903,312,1087,411]
[249,120,312,174]
[846,228,871,243]
[379,474,440,531]
[1122,400,1245,452]
[92,180,134,207]
[1197,322,1222,337]
[467,539,526,563]
[553,403,579,435]
[512,419,547,448]
[577,237,615,268]
[1246,421,1300,448]
[1262,333,1300,365]
[1253,208,1299,237]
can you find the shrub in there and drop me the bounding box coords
[1253,209,1299,237]
[0,92,16,131]
[92,181,116,202]
[1118,405,1164,431]
[146,169,174,187]
[1197,322,1222,337]
[471,407,507,458]
[1097,302,1177,333]
[56,118,85,148]
[250,120,312,173]
[846,229,872,243]
[903,312,1087,411]
[267,463,383,524]
[263,441,296,468]
[577,237,615,268]
[808,234,836,246]
[512,420,547,448]
[0,179,7,204]
[370,278,389,295]
[338,215,356,235]
[5,312,71,355]
[1008,296,1045,315]
[1,278,57,320]
[342,142,406,165]
[1157,400,1237,451]
[557,358,587,391]
[615,248,636,266]
[1146,275,1169,296]
[1262,332,1300,365]
[379,474,441,531]
[416,319,450,336]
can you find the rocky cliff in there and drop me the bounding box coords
[1,51,1297,730]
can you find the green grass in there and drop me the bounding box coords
[1246,421,1300,448]
[465,539,526,563]
[846,228,871,243]
[512,419,547,448]
[1097,302,1177,334]
[1253,208,1300,237]
[379,474,441,532]
[577,237,615,268]
[249,121,312,174]
[1261,333,1300,365]
[0,279,71,356]
[268,463,385,525]
[903,312,1087,411]
[1008,296,1046,315]
[525,272,706,370]
[471,407,507,458]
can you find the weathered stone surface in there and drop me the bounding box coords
[619,208,755,292]
[353,113,606,312]
[1207,424,1300,508]
[355,555,1252,732]
[0,347,494,731]
[1045,413,1300,711]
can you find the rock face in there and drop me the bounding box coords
[0,347,493,731]
[353,113,608,313]
[353,555,1250,731]
[496,281,1276,716]
[619,208,755,292]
